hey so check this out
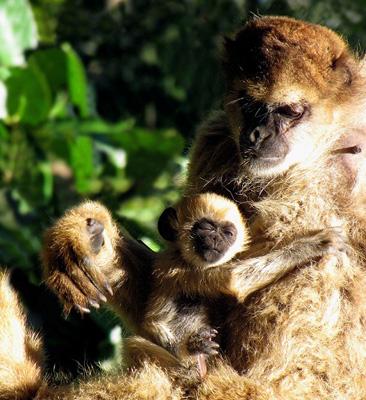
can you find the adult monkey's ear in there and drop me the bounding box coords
[158,207,178,242]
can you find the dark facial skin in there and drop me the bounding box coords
[191,218,237,263]
[237,92,310,168]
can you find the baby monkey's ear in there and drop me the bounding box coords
[158,207,178,242]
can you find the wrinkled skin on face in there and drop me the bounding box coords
[222,16,366,179]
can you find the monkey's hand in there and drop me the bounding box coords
[308,226,348,256]
[186,328,220,357]
[228,226,348,303]
[42,201,122,314]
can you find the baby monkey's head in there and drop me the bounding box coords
[158,193,250,268]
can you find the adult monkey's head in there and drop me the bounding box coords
[223,16,363,178]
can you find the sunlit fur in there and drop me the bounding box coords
[3,16,366,400]
[223,16,364,179]
[0,270,183,400]
[0,271,44,400]
[184,16,366,399]
[138,190,341,367]
[133,193,250,365]
[42,201,121,315]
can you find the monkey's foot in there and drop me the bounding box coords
[42,201,121,314]
[186,328,219,357]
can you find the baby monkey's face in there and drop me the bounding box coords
[191,217,238,264]
[158,193,250,269]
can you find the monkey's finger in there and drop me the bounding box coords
[77,261,111,299]
[68,267,107,305]
[204,342,220,356]
[200,328,218,340]
[198,340,220,356]
[46,271,92,315]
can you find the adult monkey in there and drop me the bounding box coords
[2,16,366,399]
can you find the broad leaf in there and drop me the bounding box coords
[0,0,38,67]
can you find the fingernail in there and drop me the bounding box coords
[105,282,114,296]
[99,293,107,303]
[76,305,91,314]
[89,300,100,309]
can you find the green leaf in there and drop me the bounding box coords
[38,161,53,200]
[69,135,94,193]
[113,128,185,187]
[28,48,67,97]
[62,43,91,118]
[0,67,10,81]
[0,0,38,67]
[5,63,52,125]
[118,196,166,227]
[0,122,8,140]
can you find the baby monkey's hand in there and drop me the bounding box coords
[186,328,220,357]
[42,201,120,314]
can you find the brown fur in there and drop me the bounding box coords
[183,16,366,399]
[35,362,182,400]
[3,15,366,399]
[135,192,346,370]
[132,193,250,366]
[0,269,183,400]
[42,201,155,330]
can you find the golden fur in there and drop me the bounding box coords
[172,193,249,268]
[2,15,366,399]
[137,191,345,371]
[0,271,44,400]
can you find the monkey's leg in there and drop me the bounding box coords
[35,362,183,400]
[228,227,347,302]
[0,270,44,400]
[196,361,270,400]
[141,291,220,361]
[42,201,155,324]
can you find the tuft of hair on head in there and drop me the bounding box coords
[222,16,357,102]
[0,270,44,400]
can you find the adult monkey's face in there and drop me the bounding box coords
[223,16,359,178]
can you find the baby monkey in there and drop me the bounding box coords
[127,193,345,376]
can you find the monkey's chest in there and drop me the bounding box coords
[250,196,337,246]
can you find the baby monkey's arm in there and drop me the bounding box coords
[158,193,347,303]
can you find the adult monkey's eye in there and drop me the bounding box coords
[276,104,307,120]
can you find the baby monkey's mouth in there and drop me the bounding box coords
[191,218,237,264]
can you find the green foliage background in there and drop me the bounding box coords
[0,0,365,377]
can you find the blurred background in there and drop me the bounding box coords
[0,0,365,379]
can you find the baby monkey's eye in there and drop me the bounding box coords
[221,223,237,240]
[196,219,216,232]
[224,229,235,238]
